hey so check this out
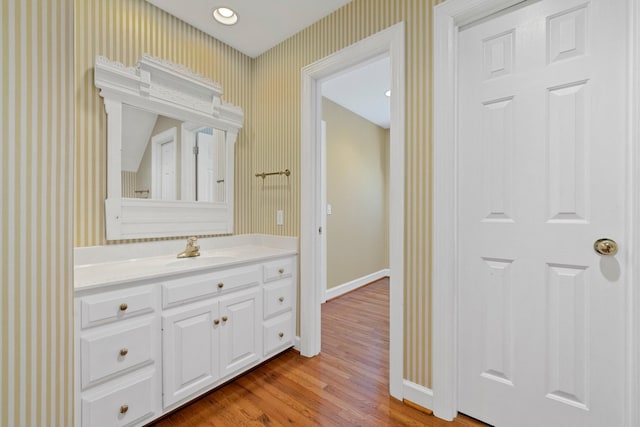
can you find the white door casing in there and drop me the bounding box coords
[300,22,405,398]
[433,0,640,425]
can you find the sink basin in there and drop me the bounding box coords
[164,255,237,268]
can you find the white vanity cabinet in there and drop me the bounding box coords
[75,285,162,427]
[75,249,297,427]
[161,265,263,408]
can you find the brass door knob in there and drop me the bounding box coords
[119,303,128,311]
[120,404,129,414]
[119,348,128,357]
[594,238,618,255]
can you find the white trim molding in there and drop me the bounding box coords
[403,380,434,412]
[433,1,639,425]
[325,269,390,301]
[300,22,405,399]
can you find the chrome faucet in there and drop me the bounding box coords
[177,236,200,258]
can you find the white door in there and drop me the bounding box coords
[196,132,216,202]
[457,1,628,426]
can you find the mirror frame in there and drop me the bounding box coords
[94,54,243,240]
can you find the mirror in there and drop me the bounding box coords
[120,105,227,203]
[95,54,243,240]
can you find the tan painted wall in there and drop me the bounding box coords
[253,0,442,387]
[1,0,74,425]
[323,98,388,289]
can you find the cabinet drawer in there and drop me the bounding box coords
[82,374,155,427]
[162,265,260,308]
[80,286,154,329]
[263,312,293,357]
[81,321,154,389]
[263,258,294,283]
[263,280,293,319]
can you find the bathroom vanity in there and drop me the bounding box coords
[74,235,297,427]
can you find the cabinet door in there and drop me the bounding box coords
[219,288,262,378]
[162,301,219,408]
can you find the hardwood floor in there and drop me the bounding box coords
[152,278,485,426]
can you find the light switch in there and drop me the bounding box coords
[327,204,332,215]
[277,210,284,225]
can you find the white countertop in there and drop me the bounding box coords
[74,234,298,291]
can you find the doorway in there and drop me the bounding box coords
[300,22,405,399]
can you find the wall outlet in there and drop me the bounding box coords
[327,204,332,215]
[277,210,284,225]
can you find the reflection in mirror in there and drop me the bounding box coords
[120,105,226,202]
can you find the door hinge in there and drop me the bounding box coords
[318,226,322,234]
[193,146,199,155]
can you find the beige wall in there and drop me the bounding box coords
[253,0,442,387]
[1,0,74,426]
[323,98,388,289]
[74,0,254,246]
[74,0,441,389]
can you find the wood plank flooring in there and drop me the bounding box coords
[152,278,486,426]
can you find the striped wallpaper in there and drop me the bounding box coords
[74,0,254,246]
[252,0,443,387]
[74,0,442,390]
[1,0,74,426]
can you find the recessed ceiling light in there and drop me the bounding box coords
[385,90,391,97]
[213,7,238,25]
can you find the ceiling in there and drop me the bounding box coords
[322,56,391,129]
[145,0,353,58]
[145,0,390,129]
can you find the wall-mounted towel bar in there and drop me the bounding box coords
[255,169,291,179]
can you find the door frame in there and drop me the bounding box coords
[300,22,405,399]
[432,0,640,424]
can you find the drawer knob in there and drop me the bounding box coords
[222,316,228,322]
[120,404,129,414]
[119,303,128,311]
[213,319,220,325]
[278,268,285,274]
[278,332,284,338]
[119,348,128,357]
[217,282,224,289]
[278,296,285,302]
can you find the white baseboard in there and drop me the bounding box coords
[325,268,390,301]
[403,380,434,411]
